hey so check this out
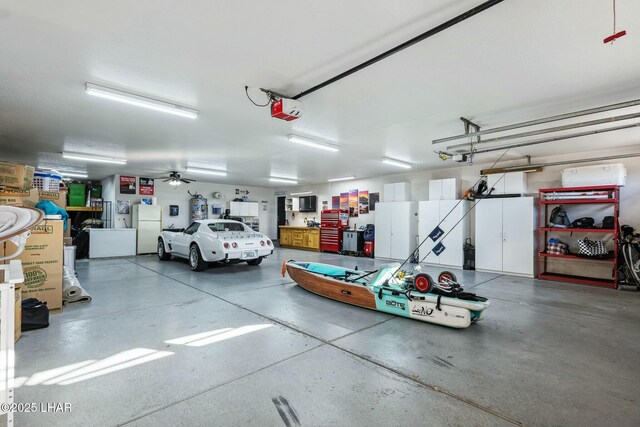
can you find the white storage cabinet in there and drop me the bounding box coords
[418,200,470,267]
[374,201,418,260]
[475,197,535,277]
[382,182,411,202]
[428,178,460,200]
[285,198,299,212]
[229,201,259,217]
[486,172,526,196]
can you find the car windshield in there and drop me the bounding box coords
[208,222,246,232]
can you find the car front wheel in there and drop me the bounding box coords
[158,239,171,261]
[189,245,207,271]
[247,257,263,266]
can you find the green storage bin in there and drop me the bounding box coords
[90,185,102,198]
[68,183,86,196]
[69,194,86,207]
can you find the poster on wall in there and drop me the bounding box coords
[339,193,348,210]
[369,192,380,211]
[359,190,369,215]
[116,200,130,214]
[120,176,136,194]
[139,177,155,195]
[332,196,340,209]
[348,189,358,217]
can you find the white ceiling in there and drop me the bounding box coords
[1,0,639,186]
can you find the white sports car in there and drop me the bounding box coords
[158,219,273,271]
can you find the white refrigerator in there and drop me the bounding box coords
[132,205,162,254]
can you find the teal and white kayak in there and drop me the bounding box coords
[283,260,490,328]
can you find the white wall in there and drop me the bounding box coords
[102,175,277,237]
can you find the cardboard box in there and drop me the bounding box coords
[6,219,63,312]
[39,189,67,209]
[0,162,35,191]
[0,188,39,207]
[64,219,71,238]
[63,237,73,246]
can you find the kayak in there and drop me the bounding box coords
[283,260,490,329]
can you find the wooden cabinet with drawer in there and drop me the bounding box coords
[279,226,320,251]
[280,228,293,246]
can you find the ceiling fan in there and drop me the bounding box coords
[156,171,196,186]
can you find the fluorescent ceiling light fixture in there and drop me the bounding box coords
[85,83,198,119]
[328,176,355,182]
[185,167,227,176]
[288,134,339,152]
[37,166,88,178]
[290,191,312,196]
[269,177,298,184]
[62,152,127,165]
[61,172,89,178]
[381,157,412,169]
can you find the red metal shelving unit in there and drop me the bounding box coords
[537,185,619,288]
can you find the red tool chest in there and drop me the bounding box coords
[320,209,348,253]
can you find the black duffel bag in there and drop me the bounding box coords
[572,217,595,228]
[21,298,50,331]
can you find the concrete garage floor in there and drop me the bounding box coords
[13,248,640,427]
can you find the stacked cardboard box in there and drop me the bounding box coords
[0,162,35,191]
[39,188,68,209]
[0,188,39,207]
[5,219,63,313]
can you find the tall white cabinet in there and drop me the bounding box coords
[374,202,418,260]
[475,197,535,277]
[418,200,470,267]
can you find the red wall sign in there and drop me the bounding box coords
[139,177,155,195]
[120,176,136,194]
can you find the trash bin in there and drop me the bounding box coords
[64,245,77,271]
